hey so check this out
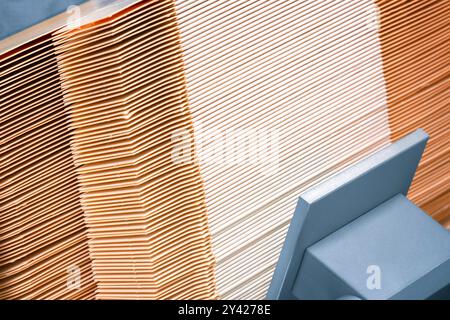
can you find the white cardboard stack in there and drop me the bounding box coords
[174,0,391,299]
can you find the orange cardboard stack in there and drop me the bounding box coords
[0,0,448,300]
[377,0,450,227]
[0,35,96,299]
[52,0,217,299]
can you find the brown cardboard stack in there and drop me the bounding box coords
[0,0,448,300]
[377,0,450,227]
[52,0,217,299]
[0,35,96,299]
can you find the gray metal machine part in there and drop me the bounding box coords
[268,129,450,300]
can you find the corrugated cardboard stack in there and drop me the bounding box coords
[377,0,450,227]
[1,0,448,300]
[52,0,217,299]
[0,35,96,299]
[175,0,392,298]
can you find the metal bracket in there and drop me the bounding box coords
[267,129,450,300]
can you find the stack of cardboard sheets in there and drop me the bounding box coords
[0,35,96,299]
[376,0,450,228]
[52,0,217,299]
[175,0,392,299]
[0,0,448,300]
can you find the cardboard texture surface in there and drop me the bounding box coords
[175,0,391,299]
[0,35,96,299]
[0,0,448,300]
[377,0,450,224]
[52,0,217,299]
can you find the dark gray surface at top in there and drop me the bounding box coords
[0,0,88,41]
